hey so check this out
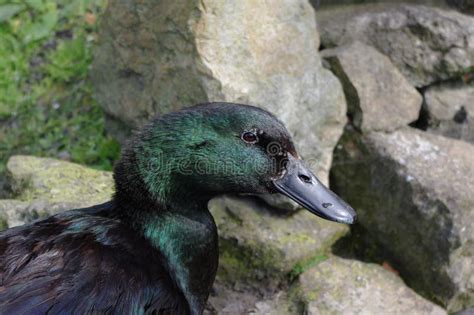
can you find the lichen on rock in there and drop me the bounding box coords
[331,127,474,312]
[317,3,474,87]
[6,155,114,206]
[1,156,114,228]
[292,255,447,315]
[209,195,349,286]
[322,41,422,132]
[423,81,474,144]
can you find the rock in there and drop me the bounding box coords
[317,4,474,87]
[1,156,114,228]
[0,199,81,229]
[92,0,347,184]
[207,282,292,315]
[6,155,114,206]
[322,41,422,132]
[0,200,18,230]
[331,127,474,312]
[208,195,349,285]
[209,196,348,315]
[447,0,474,14]
[424,81,474,143]
[315,0,447,5]
[292,256,447,315]
[453,307,474,315]
[258,194,300,212]
[0,174,11,199]
[251,293,292,315]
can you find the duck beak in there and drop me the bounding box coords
[272,154,356,224]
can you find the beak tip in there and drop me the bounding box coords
[351,216,357,224]
[332,208,357,225]
[346,213,357,225]
[343,207,357,225]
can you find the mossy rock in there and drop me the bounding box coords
[207,281,293,315]
[291,255,447,315]
[0,199,83,230]
[6,155,114,206]
[209,195,349,286]
[331,127,474,312]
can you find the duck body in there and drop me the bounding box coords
[0,200,217,314]
[0,200,216,314]
[0,103,355,314]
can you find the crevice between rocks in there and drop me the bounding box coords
[409,75,472,133]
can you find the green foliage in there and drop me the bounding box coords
[45,37,90,82]
[0,0,120,171]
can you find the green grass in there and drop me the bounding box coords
[0,0,120,172]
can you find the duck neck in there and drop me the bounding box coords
[112,133,221,313]
[146,205,218,315]
[113,194,218,315]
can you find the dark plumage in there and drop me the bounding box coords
[0,202,194,314]
[0,103,355,314]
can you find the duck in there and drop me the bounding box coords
[0,102,356,314]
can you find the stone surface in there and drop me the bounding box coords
[0,199,78,229]
[316,0,447,5]
[208,195,349,285]
[6,155,114,206]
[424,81,474,143]
[0,200,21,230]
[92,0,347,184]
[258,194,300,212]
[206,283,291,315]
[447,0,474,14]
[317,4,474,87]
[331,127,474,312]
[1,156,114,229]
[322,41,422,132]
[293,256,447,315]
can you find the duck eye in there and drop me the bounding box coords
[241,131,258,144]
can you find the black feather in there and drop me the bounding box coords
[0,202,189,314]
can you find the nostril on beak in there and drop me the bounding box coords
[298,173,312,184]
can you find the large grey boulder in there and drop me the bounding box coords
[322,41,422,132]
[292,256,447,315]
[331,127,474,312]
[424,81,474,143]
[92,0,347,184]
[317,4,474,87]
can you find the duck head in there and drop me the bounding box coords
[115,102,355,224]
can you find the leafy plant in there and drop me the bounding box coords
[0,0,119,172]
